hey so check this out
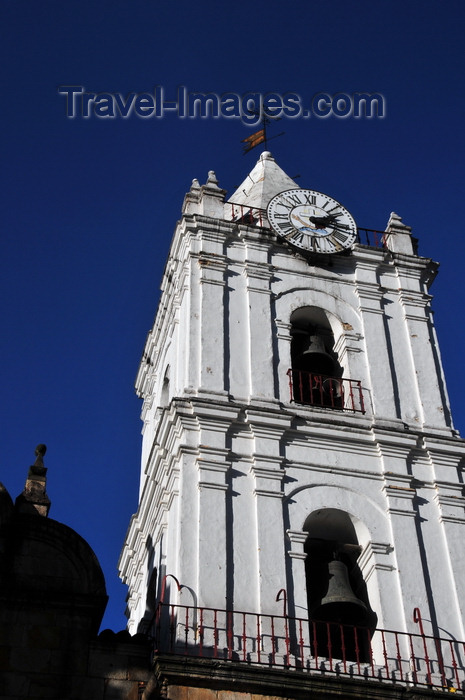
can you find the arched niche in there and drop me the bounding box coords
[289,307,344,408]
[303,507,377,662]
[286,484,395,635]
[290,307,342,375]
[274,291,364,405]
[303,508,377,622]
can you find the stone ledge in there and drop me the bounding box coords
[148,654,449,700]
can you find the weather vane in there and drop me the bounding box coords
[241,111,284,154]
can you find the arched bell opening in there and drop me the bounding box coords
[290,308,343,409]
[304,509,377,663]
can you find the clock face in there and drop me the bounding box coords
[267,188,357,254]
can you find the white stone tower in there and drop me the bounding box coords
[119,152,465,668]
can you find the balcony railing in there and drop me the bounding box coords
[225,202,268,227]
[224,202,389,250]
[152,602,465,692]
[357,227,390,248]
[287,369,365,414]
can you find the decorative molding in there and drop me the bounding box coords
[434,485,465,524]
[254,489,284,499]
[287,551,306,560]
[275,319,292,341]
[198,481,229,492]
[286,529,307,559]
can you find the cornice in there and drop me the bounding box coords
[358,541,396,581]
[151,652,415,698]
[285,460,384,482]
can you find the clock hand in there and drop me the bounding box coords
[331,222,352,232]
[292,213,313,227]
[309,214,337,227]
[311,214,352,233]
[293,213,333,233]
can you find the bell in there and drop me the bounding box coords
[311,559,368,626]
[296,334,336,376]
[322,376,343,398]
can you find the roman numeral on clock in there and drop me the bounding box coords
[283,193,303,206]
[332,229,350,243]
[303,193,316,205]
[290,231,304,244]
[326,236,344,252]
[277,222,295,236]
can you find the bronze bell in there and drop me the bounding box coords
[322,376,343,398]
[296,334,336,376]
[311,559,368,626]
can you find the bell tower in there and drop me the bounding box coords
[119,152,465,690]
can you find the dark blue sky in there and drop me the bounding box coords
[2,0,465,632]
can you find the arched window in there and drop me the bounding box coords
[304,509,377,662]
[289,308,343,409]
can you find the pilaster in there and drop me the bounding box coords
[354,267,398,420]
[425,440,465,638]
[275,318,292,402]
[198,252,228,398]
[197,456,230,609]
[251,459,287,614]
[398,290,451,431]
[382,472,431,633]
[241,242,277,403]
[357,541,400,632]
[286,530,308,620]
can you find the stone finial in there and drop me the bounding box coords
[385,212,412,235]
[199,170,227,217]
[30,444,47,476]
[206,170,219,187]
[388,212,402,224]
[182,178,201,214]
[384,212,415,255]
[15,444,51,517]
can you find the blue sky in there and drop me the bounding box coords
[2,0,465,632]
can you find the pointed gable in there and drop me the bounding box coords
[227,151,299,211]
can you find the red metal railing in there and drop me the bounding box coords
[357,228,390,248]
[223,204,389,251]
[225,202,267,227]
[287,369,365,414]
[152,602,465,692]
